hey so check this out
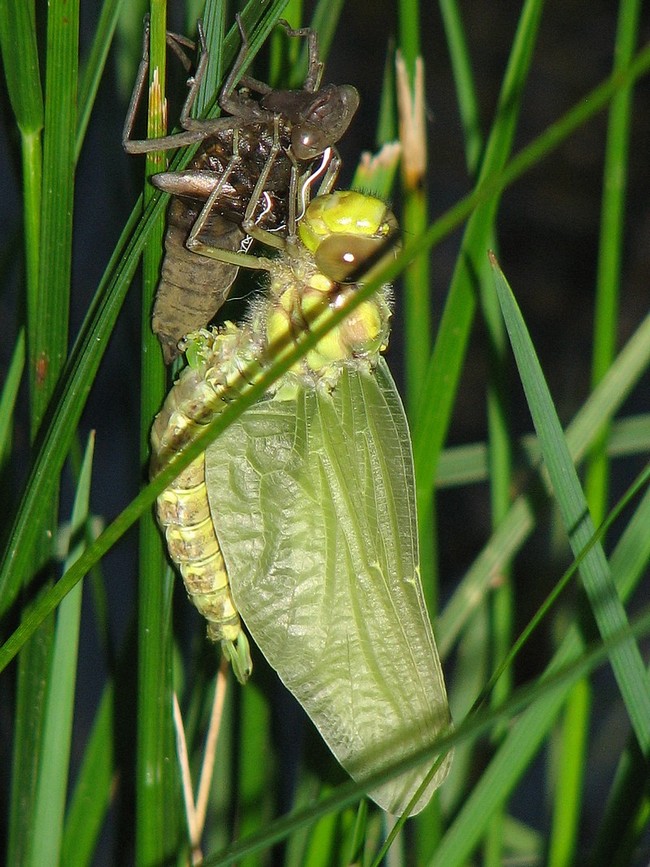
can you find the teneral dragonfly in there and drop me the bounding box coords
[150,186,453,816]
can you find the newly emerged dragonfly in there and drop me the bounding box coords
[150,189,452,816]
[124,17,359,362]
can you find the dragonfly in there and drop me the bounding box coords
[124,16,359,362]
[150,186,452,816]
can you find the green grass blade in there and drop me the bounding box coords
[196,0,227,112]
[547,677,591,867]
[429,480,650,866]
[0,330,26,467]
[373,42,398,150]
[411,38,650,509]
[411,0,544,508]
[586,0,642,523]
[0,1,43,134]
[308,0,346,65]
[0,202,148,616]
[61,681,115,867]
[395,18,441,682]
[397,0,420,65]
[0,0,43,297]
[589,467,650,864]
[396,36,431,411]
[31,0,78,426]
[7,619,55,866]
[237,686,274,867]
[491,255,650,753]
[134,3,181,863]
[30,433,95,866]
[551,4,642,861]
[438,0,483,173]
[6,2,79,862]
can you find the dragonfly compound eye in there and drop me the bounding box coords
[299,190,398,281]
[314,233,390,283]
[291,124,329,160]
[291,85,361,160]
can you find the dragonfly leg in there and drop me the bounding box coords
[234,21,323,97]
[123,18,217,153]
[276,20,324,91]
[122,16,159,153]
[124,18,250,154]
[219,16,323,118]
[176,18,270,138]
[239,116,289,250]
[185,130,275,272]
[176,19,210,131]
[164,26,197,73]
[218,15,276,122]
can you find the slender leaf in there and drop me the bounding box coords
[492,256,650,753]
[30,434,95,866]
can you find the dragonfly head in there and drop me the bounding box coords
[299,191,399,283]
[290,85,360,160]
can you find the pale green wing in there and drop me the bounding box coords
[205,358,452,815]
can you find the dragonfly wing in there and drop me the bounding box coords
[205,358,452,815]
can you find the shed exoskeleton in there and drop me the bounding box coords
[124,16,359,362]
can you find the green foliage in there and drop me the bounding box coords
[0,0,649,863]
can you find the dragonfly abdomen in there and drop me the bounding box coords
[157,454,241,644]
[150,328,257,681]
